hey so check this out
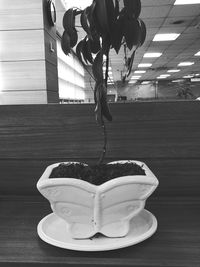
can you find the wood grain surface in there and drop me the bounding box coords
[0,101,200,266]
[0,101,200,196]
[0,196,199,267]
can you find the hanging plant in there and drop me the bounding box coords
[61,0,146,163]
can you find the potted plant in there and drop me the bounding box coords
[37,0,159,249]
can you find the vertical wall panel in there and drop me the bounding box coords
[57,38,85,102]
[0,0,59,104]
[0,0,43,30]
[0,61,46,91]
[0,30,45,61]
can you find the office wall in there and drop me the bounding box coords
[0,0,58,104]
[57,38,85,102]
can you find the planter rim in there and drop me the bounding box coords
[37,160,159,192]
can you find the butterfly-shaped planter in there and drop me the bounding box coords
[37,160,158,239]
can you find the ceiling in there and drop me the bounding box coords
[56,0,200,84]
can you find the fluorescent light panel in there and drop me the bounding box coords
[174,0,200,4]
[141,81,150,85]
[191,78,200,82]
[134,70,146,73]
[178,62,194,66]
[183,75,193,78]
[195,51,200,56]
[138,63,152,68]
[157,76,166,79]
[167,69,180,73]
[153,33,180,41]
[131,76,141,79]
[160,74,171,77]
[172,79,184,83]
[129,80,137,84]
[144,53,162,58]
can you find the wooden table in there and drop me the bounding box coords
[0,103,200,266]
[1,195,199,267]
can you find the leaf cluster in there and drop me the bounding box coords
[61,0,146,125]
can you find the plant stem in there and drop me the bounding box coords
[98,51,109,165]
[105,52,109,87]
[97,121,107,165]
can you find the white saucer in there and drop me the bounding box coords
[37,209,157,251]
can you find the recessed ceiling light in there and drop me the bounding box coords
[160,74,171,77]
[138,63,152,68]
[153,33,180,41]
[191,78,200,82]
[195,51,200,56]
[129,80,137,84]
[141,81,150,84]
[167,69,180,73]
[172,79,184,83]
[131,76,141,79]
[183,75,193,78]
[174,0,200,5]
[144,53,162,58]
[178,62,194,66]
[134,70,146,73]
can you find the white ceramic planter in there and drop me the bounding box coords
[37,160,158,239]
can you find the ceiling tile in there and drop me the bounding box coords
[141,0,174,6]
[140,6,172,19]
[169,6,200,17]
[56,0,200,84]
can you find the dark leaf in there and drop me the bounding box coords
[68,28,78,48]
[62,8,75,32]
[126,50,136,77]
[102,34,111,55]
[82,38,94,65]
[101,87,112,121]
[111,15,124,54]
[138,19,146,47]
[94,82,112,125]
[76,40,85,66]
[93,0,109,35]
[114,0,119,18]
[123,17,140,50]
[92,51,104,81]
[123,0,141,19]
[87,2,100,40]
[105,0,116,32]
[89,38,101,54]
[94,82,103,125]
[80,7,93,40]
[61,31,71,55]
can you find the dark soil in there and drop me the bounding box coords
[49,162,145,185]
